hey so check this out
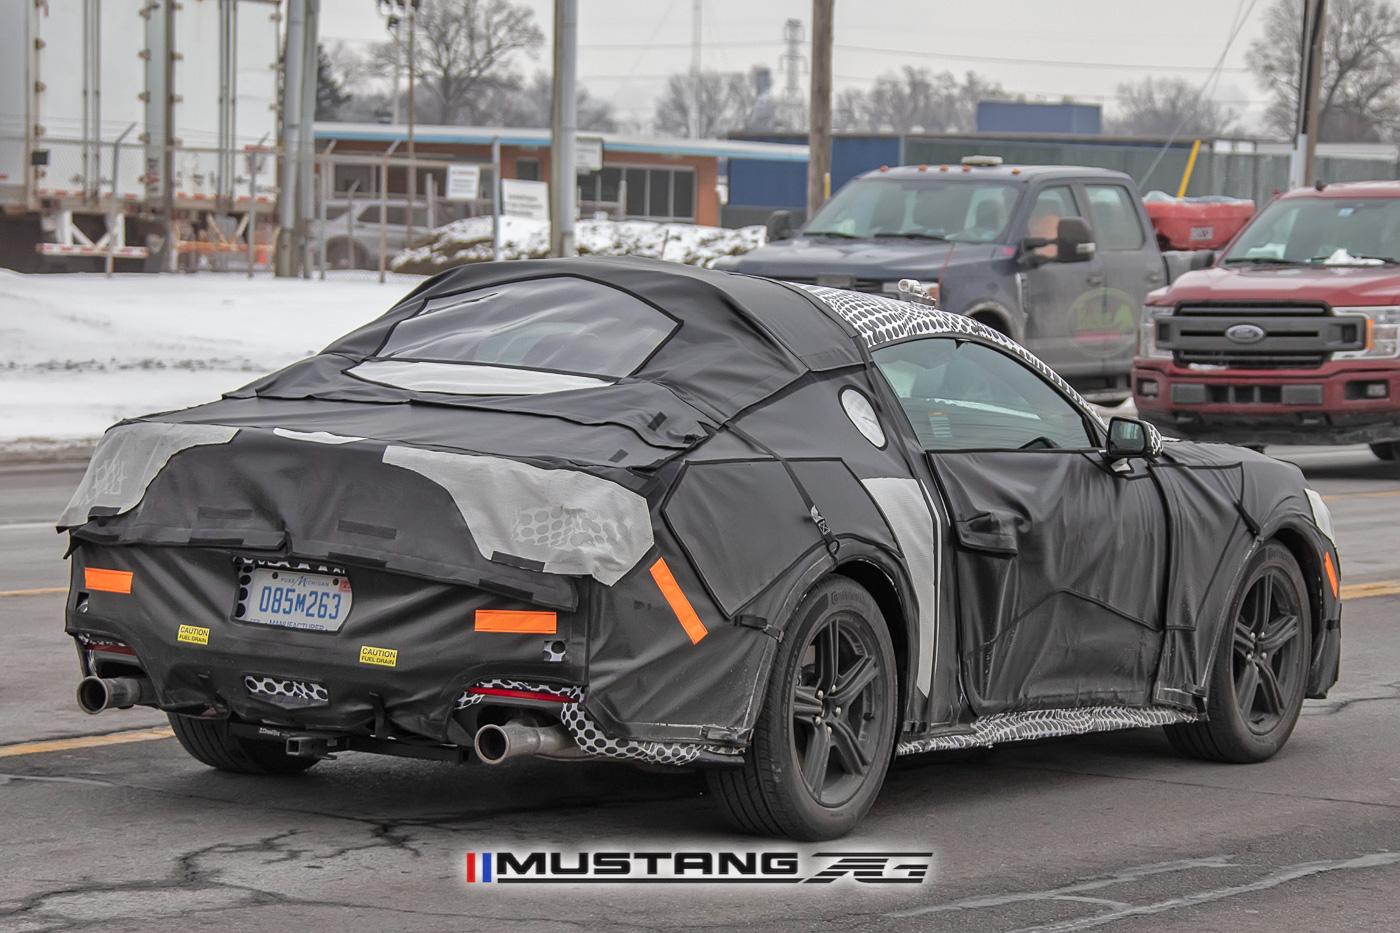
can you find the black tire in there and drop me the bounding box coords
[1165,541,1312,763]
[1370,442,1397,461]
[327,238,368,270]
[167,713,319,775]
[707,577,898,840]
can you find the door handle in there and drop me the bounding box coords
[1086,273,1105,286]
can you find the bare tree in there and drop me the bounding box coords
[493,73,619,131]
[1107,76,1241,137]
[1248,0,1400,141]
[652,70,762,138]
[371,0,544,125]
[833,68,1003,133]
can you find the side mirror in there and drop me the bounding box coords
[1106,416,1162,461]
[1054,216,1095,262]
[765,210,796,242]
[1189,249,1216,270]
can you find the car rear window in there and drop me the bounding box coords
[376,276,676,380]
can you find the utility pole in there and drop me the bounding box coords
[550,0,577,257]
[807,0,833,219]
[1291,0,1327,188]
[299,0,320,279]
[406,0,417,250]
[276,0,307,276]
[689,0,702,138]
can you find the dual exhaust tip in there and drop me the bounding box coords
[473,720,576,765]
[76,676,154,714]
[77,677,574,765]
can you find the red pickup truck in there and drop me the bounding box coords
[1133,181,1400,460]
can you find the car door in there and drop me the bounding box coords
[869,336,1169,715]
[1017,183,1108,384]
[1079,181,1164,378]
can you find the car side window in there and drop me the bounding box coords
[872,338,1095,451]
[1026,185,1077,259]
[1084,184,1146,250]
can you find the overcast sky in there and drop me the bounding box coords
[320,0,1273,131]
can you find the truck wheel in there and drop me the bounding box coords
[706,577,898,840]
[1164,542,1311,763]
[1370,442,1397,461]
[167,713,319,775]
[327,239,368,270]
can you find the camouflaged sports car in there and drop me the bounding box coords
[62,258,1341,839]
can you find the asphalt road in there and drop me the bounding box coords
[1,448,1398,932]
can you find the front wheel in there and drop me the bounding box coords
[707,577,898,840]
[1165,541,1312,763]
[168,713,319,775]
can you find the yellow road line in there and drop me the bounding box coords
[0,727,173,759]
[1342,581,1400,601]
[1323,490,1400,502]
[0,587,65,598]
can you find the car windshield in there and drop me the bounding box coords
[1223,196,1400,265]
[804,177,1019,243]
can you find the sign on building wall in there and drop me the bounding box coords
[445,163,481,201]
[576,137,604,173]
[502,178,550,220]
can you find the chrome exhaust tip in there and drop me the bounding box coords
[76,676,154,714]
[473,720,573,764]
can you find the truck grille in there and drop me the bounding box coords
[1158,304,1365,370]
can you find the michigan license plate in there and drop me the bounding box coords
[235,568,353,632]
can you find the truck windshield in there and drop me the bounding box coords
[804,178,1019,243]
[1224,197,1400,266]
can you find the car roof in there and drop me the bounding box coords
[1278,180,1400,200]
[855,163,1134,184]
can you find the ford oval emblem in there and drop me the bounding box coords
[1225,323,1266,344]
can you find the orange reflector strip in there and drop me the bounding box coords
[84,568,133,594]
[474,609,557,634]
[1324,552,1340,599]
[649,558,708,645]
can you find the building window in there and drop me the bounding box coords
[613,166,695,221]
[333,164,375,196]
[516,158,540,181]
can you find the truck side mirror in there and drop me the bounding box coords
[765,210,796,242]
[1054,216,1096,262]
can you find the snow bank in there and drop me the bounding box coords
[0,270,423,452]
[391,216,765,274]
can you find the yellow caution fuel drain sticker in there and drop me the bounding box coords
[177,625,210,646]
[359,645,398,668]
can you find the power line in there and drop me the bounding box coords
[833,43,1253,74]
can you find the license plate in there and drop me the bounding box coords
[235,568,353,632]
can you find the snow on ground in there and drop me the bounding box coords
[391,216,765,274]
[0,270,423,453]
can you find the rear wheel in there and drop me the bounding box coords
[707,577,898,840]
[1370,442,1397,461]
[326,238,368,270]
[1165,542,1311,763]
[168,713,319,775]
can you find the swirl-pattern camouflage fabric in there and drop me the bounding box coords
[797,285,1109,431]
[243,674,330,708]
[896,705,1198,755]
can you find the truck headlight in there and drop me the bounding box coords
[1140,305,1173,359]
[1335,306,1400,360]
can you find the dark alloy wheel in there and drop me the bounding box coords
[707,577,898,839]
[1166,541,1312,763]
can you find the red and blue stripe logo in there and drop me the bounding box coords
[465,852,494,883]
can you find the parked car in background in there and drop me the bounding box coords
[728,157,1211,403]
[312,200,473,270]
[1134,181,1400,460]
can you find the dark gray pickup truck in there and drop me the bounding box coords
[728,157,1204,402]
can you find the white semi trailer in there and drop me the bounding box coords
[0,0,281,271]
